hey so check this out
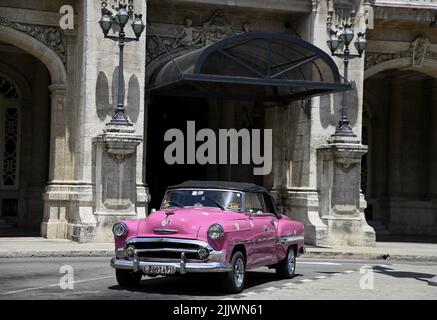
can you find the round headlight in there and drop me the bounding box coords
[112,222,127,237]
[208,224,224,240]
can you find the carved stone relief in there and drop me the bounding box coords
[365,36,437,70]
[326,0,361,32]
[0,16,66,66]
[146,10,249,65]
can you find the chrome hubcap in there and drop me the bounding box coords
[234,258,245,287]
[287,249,295,274]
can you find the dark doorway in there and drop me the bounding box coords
[146,96,209,210]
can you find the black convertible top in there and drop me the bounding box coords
[168,180,268,193]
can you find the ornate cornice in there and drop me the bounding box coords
[0,16,66,67]
[365,36,437,70]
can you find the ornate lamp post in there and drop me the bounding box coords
[99,3,145,126]
[327,24,367,136]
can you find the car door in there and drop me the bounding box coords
[245,192,276,266]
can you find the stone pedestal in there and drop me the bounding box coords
[91,125,145,242]
[318,134,375,246]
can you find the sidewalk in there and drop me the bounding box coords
[0,237,114,258]
[0,237,436,261]
[304,242,437,262]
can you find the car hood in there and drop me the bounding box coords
[137,207,244,239]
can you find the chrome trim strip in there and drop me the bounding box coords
[110,257,232,273]
[135,248,199,254]
[153,229,179,234]
[276,235,304,244]
[180,252,186,274]
[233,235,304,246]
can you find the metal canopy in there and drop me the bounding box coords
[148,32,351,103]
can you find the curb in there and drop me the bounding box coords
[0,250,114,258]
[303,251,437,262]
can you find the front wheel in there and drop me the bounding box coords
[221,251,246,293]
[115,269,142,287]
[276,246,296,279]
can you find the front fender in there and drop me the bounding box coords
[114,219,141,249]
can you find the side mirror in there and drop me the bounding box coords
[248,209,254,218]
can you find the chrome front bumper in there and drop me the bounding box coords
[111,237,231,274]
[110,257,232,273]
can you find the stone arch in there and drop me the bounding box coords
[0,25,67,86]
[365,57,437,80]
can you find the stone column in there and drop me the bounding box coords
[41,84,73,239]
[264,103,287,191]
[318,134,375,246]
[388,79,404,197]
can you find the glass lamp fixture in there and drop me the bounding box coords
[327,31,340,55]
[132,14,145,39]
[99,14,113,37]
[354,32,367,56]
[343,24,355,45]
[116,4,130,27]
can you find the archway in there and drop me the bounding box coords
[363,67,437,241]
[0,25,66,236]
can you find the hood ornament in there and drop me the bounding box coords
[165,209,175,218]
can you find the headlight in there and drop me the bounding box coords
[112,222,127,237]
[208,224,224,240]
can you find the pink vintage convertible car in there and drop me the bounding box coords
[110,181,305,293]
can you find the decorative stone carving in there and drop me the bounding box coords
[412,36,430,67]
[318,135,375,246]
[0,16,66,66]
[146,10,238,65]
[312,0,319,13]
[365,36,437,70]
[93,125,142,215]
[101,0,134,14]
[326,0,360,32]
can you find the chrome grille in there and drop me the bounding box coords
[127,238,209,261]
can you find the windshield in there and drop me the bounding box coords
[161,189,243,211]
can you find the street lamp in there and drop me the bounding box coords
[327,24,367,136]
[99,3,145,126]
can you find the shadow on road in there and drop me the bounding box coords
[108,271,303,296]
[373,265,434,283]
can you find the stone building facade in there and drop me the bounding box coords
[0,0,436,244]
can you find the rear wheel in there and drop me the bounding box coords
[115,269,142,287]
[221,251,246,293]
[276,246,296,279]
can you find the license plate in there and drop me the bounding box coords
[144,265,176,275]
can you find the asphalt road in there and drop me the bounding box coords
[3,256,431,300]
